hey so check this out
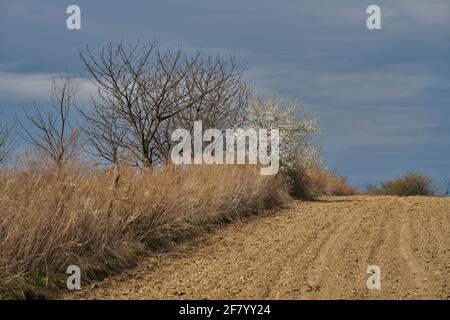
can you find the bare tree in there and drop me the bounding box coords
[18,77,80,168]
[80,41,249,169]
[0,123,16,164]
[80,92,128,187]
[154,53,250,161]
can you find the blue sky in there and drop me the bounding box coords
[0,0,449,190]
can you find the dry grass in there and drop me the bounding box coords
[0,163,287,299]
[290,167,355,199]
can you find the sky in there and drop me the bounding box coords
[0,0,449,190]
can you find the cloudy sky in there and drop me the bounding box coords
[1,0,449,190]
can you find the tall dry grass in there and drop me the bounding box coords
[290,167,355,199]
[0,163,287,298]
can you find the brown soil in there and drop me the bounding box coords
[67,196,450,300]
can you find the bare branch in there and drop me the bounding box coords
[18,77,81,168]
[80,41,249,168]
[0,123,16,164]
[443,177,450,196]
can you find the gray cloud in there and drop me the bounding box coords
[0,0,449,190]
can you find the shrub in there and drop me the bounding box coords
[367,172,436,196]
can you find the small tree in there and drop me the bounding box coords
[246,97,319,170]
[18,77,80,168]
[443,177,450,196]
[245,97,320,195]
[0,123,16,164]
[80,95,128,188]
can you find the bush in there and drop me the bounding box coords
[288,167,355,199]
[367,172,436,196]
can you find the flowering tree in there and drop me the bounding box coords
[245,97,320,177]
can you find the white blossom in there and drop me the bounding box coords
[245,97,320,175]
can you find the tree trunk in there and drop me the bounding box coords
[143,157,153,170]
[112,163,120,189]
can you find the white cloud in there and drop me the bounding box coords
[0,72,96,106]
